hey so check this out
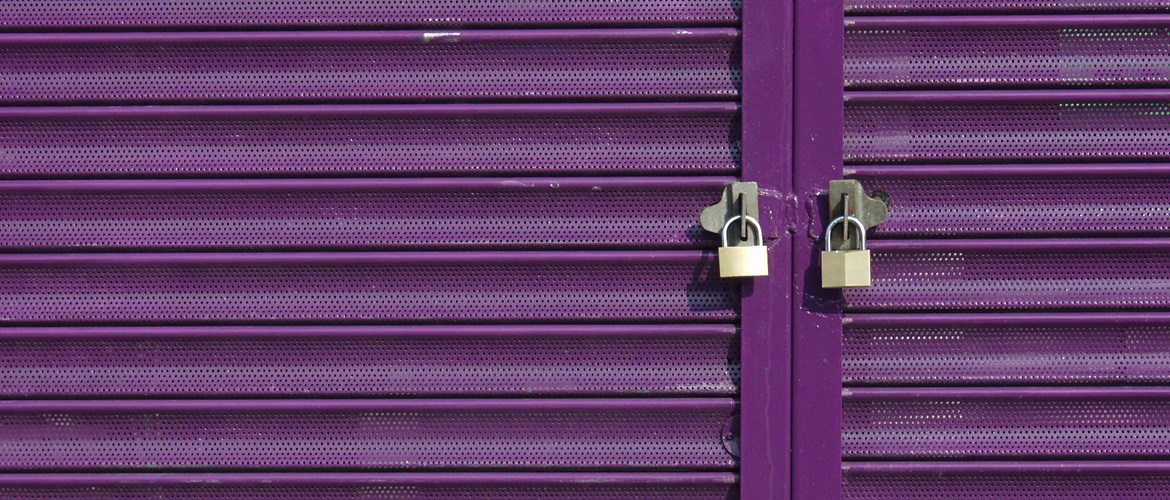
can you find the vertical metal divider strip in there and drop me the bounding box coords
[741,0,794,498]
[793,0,845,498]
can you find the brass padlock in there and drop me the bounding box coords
[718,215,768,278]
[821,215,871,288]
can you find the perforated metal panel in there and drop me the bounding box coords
[0,105,739,178]
[0,473,739,500]
[846,1,1170,14]
[0,178,727,250]
[845,91,1170,164]
[846,17,1170,89]
[842,3,1170,498]
[0,325,739,397]
[849,166,1170,236]
[0,0,741,29]
[0,30,740,104]
[845,463,1170,500]
[0,400,738,470]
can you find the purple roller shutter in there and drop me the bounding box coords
[0,1,778,498]
[832,1,1170,499]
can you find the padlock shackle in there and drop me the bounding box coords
[824,215,867,252]
[721,215,764,247]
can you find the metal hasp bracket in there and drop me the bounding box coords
[700,182,759,247]
[826,179,888,251]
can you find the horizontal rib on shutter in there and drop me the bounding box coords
[0,325,739,397]
[0,104,740,178]
[0,252,738,324]
[845,16,1170,89]
[846,1,1170,15]
[0,399,739,470]
[844,462,1170,500]
[0,178,729,250]
[0,473,739,499]
[0,30,741,104]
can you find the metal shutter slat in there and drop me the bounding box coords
[845,16,1170,89]
[847,165,1170,237]
[846,1,1170,15]
[0,104,740,178]
[0,30,741,104]
[0,0,741,30]
[0,399,738,470]
[844,462,1170,500]
[0,251,737,325]
[843,239,1170,311]
[844,387,1170,459]
[0,178,729,251]
[0,472,738,499]
[0,325,738,397]
[845,90,1170,164]
[845,313,1170,386]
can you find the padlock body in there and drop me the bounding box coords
[821,249,871,288]
[719,245,769,278]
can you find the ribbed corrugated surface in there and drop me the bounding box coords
[0,325,739,397]
[0,105,739,178]
[845,91,1170,164]
[0,30,740,104]
[0,473,739,500]
[848,166,1170,237]
[0,178,727,250]
[845,314,1170,385]
[0,399,738,470]
[844,388,1170,459]
[3,0,744,494]
[844,463,1170,500]
[1,0,741,29]
[843,4,1170,498]
[845,17,1170,89]
[846,1,1170,14]
[0,252,737,324]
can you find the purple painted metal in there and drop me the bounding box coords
[846,0,1170,14]
[0,104,740,178]
[1,0,741,29]
[844,387,1170,459]
[792,0,843,497]
[0,29,741,104]
[0,177,730,250]
[0,324,738,397]
[739,0,793,498]
[0,251,737,324]
[0,472,738,499]
[846,15,1170,89]
[845,239,1170,311]
[844,462,1170,500]
[0,399,738,470]
[845,90,1170,164]
[845,312,1170,385]
[847,164,1170,237]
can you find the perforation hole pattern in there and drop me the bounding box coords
[846,27,1170,89]
[844,397,1170,458]
[1,38,742,104]
[844,101,1170,163]
[849,175,1170,236]
[0,0,742,29]
[0,334,740,397]
[0,187,721,250]
[0,405,738,470]
[846,0,1170,14]
[0,259,738,324]
[844,470,1170,499]
[845,322,1170,385]
[0,481,737,500]
[0,113,740,177]
[843,249,1170,311]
